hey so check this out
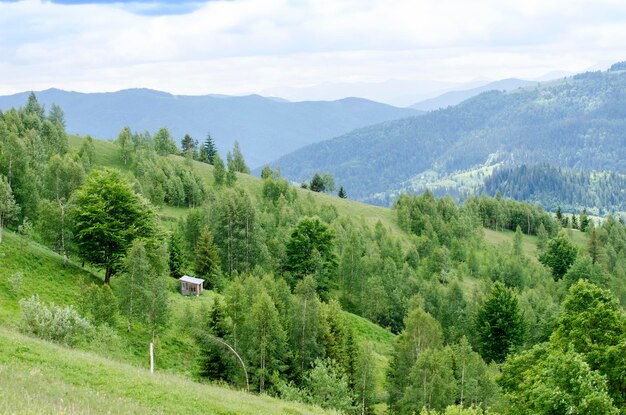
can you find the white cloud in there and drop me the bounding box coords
[0,0,625,99]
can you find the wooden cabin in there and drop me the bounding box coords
[180,275,205,296]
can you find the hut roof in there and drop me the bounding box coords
[180,275,205,285]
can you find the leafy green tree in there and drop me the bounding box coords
[230,141,250,173]
[154,127,177,156]
[551,280,626,405]
[194,225,221,287]
[500,344,619,415]
[42,154,85,256]
[48,103,65,128]
[81,283,118,327]
[25,92,45,121]
[388,298,443,413]
[284,217,337,292]
[144,242,170,340]
[225,151,237,186]
[539,231,577,280]
[181,134,197,158]
[450,337,499,409]
[400,347,456,413]
[562,255,608,289]
[118,239,150,332]
[290,276,323,373]
[72,169,157,283]
[213,152,225,186]
[116,126,133,165]
[512,225,523,257]
[354,341,377,415]
[536,222,548,251]
[244,288,287,393]
[304,358,355,413]
[475,282,525,363]
[78,135,96,169]
[0,175,19,244]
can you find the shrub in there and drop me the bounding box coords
[19,295,93,346]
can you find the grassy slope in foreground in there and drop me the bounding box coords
[0,327,334,415]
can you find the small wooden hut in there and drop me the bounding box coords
[179,275,205,296]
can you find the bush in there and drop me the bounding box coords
[19,295,93,346]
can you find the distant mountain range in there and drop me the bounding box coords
[0,88,418,168]
[410,78,540,111]
[271,64,626,207]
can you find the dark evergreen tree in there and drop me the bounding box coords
[475,282,525,363]
[196,297,232,382]
[338,186,347,199]
[195,225,221,287]
[309,173,325,192]
[203,133,217,165]
[168,228,187,278]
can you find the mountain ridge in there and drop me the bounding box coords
[0,88,419,168]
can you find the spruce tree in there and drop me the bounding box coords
[196,297,232,381]
[168,228,187,278]
[475,282,525,363]
[337,186,347,199]
[203,134,217,165]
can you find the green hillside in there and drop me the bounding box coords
[272,66,626,208]
[5,98,626,415]
[0,327,333,415]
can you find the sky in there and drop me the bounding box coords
[1,0,626,103]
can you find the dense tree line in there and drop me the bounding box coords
[483,164,626,214]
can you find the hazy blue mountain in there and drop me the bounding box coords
[0,88,418,168]
[272,66,626,206]
[410,78,538,111]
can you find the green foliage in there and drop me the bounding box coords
[550,280,626,405]
[229,141,250,174]
[154,127,178,156]
[337,186,346,199]
[81,283,118,327]
[309,173,325,192]
[181,134,198,159]
[284,217,337,294]
[213,152,226,186]
[194,225,221,287]
[195,297,233,382]
[539,231,578,280]
[117,238,170,338]
[71,168,157,283]
[400,347,456,413]
[19,295,93,347]
[475,282,525,363]
[500,344,619,415]
[0,174,19,243]
[303,358,355,413]
[116,126,133,166]
[168,228,187,278]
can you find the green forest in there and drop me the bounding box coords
[1,94,626,414]
[274,66,626,208]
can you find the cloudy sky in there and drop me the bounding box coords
[1,0,625,102]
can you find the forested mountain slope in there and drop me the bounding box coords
[0,88,418,168]
[3,95,626,414]
[272,65,626,206]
